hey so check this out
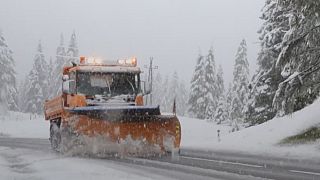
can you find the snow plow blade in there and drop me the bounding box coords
[68,105,161,121]
[63,106,181,155]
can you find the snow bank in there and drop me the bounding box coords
[0,111,49,138]
[180,98,320,159]
[179,117,231,149]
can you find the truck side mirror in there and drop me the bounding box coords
[62,80,76,94]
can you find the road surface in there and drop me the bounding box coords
[0,137,319,180]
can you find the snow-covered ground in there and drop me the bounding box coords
[1,99,320,160]
[0,112,48,138]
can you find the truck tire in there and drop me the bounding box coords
[50,122,61,151]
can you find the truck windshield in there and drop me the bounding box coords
[76,72,139,97]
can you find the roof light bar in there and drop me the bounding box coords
[117,57,137,67]
[79,56,137,67]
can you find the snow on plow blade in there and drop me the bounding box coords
[64,106,181,156]
[69,105,162,121]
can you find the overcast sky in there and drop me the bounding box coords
[0,0,264,85]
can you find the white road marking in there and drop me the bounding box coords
[289,169,320,176]
[180,156,263,168]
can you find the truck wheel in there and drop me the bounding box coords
[50,123,61,151]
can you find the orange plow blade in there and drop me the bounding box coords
[61,106,181,156]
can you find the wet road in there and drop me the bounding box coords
[0,137,319,180]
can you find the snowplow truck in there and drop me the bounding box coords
[44,57,181,156]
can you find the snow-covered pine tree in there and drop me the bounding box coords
[48,57,53,78]
[167,72,180,114]
[188,48,219,120]
[188,53,205,119]
[152,72,163,108]
[225,83,233,125]
[178,79,188,116]
[49,33,67,98]
[213,96,228,124]
[160,75,171,113]
[247,1,320,122]
[271,1,320,116]
[153,72,188,115]
[22,41,49,114]
[66,31,79,64]
[212,65,228,124]
[247,0,320,124]
[0,31,18,113]
[216,65,225,102]
[17,80,25,111]
[167,72,188,116]
[47,57,53,94]
[203,48,219,120]
[245,0,290,125]
[230,39,250,131]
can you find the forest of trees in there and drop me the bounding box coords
[246,0,320,126]
[187,0,320,130]
[0,0,319,131]
[0,31,18,114]
[152,71,188,116]
[188,40,250,130]
[17,32,79,114]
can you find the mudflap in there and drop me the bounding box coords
[50,123,61,151]
[59,125,82,154]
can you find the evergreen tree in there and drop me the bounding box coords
[153,72,188,116]
[203,48,219,120]
[152,72,163,108]
[66,31,79,64]
[48,57,53,78]
[160,75,171,113]
[230,39,250,130]
[212,65,228,124]
[188,48,219,120]
[49,33,67,98]
[271,1,320,116]
[247,0,320,124]
[47,57,53,94]
[225,83,233,125]
[188,54,205,118]
[22,41,48,114]
[17,80,25,110]
[216,65,225,102]
[245,0,289,125]
[167,72,180,114]
[167,72,188,116]
[48,32,78,98]
[0,31,18,113]
[178,79,189,116]
[213,96,228,124]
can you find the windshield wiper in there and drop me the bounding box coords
[126,78,135,93]
[105,80,112,97]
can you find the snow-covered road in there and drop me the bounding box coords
[0,143,213,180]
[0,146,173,180]
[1,137,320,180]
[0,137,246,180]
